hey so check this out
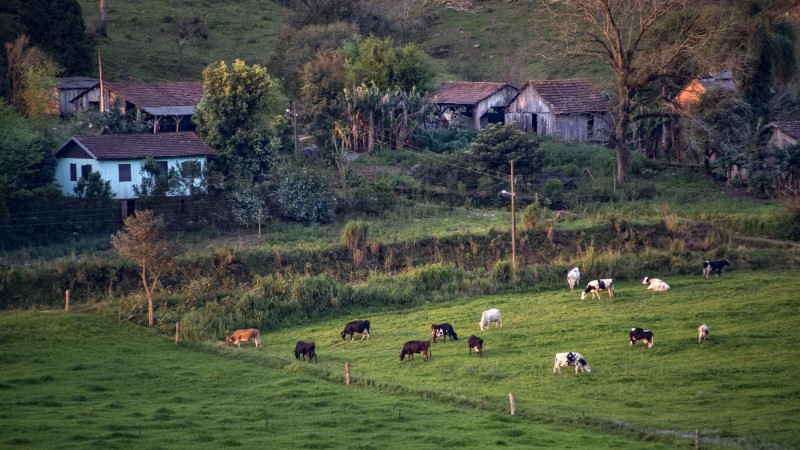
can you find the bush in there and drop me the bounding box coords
[341,220,370,254]
[274,163,337,223]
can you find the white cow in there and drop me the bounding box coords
[567,267,581,291]
[478,308,502,331]
[642,276,670,291]
[553,352,591,374]
[698,324,710,344]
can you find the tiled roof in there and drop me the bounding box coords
[57,132,215,160]
[105,81,203,108]
[770,121,800,140]
[525,79,609,114]
[432,82,515,105]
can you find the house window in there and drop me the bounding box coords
[180,160,201,178]
[70,164,77,181]
[80,164,92,179]
[119,164,131,182]
[157,161,168,174]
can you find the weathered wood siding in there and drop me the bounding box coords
[470,85,519,130]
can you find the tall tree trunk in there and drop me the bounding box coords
[97,0,108,37]
[614,80,632,183]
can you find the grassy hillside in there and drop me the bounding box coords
[3,271,798,448]
[2,312,680,449]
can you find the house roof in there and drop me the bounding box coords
[523,79,609,114]
[697,71,736,92]
[105,81,204,108]
[55,132,215,160]
[765,121,800,140]
[432,82,516,105]
[59,77,99,90]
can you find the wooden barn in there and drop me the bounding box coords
[430,81,519,130]
[58,77,99,115]
[505,79,611,143]
[675,71,736,109]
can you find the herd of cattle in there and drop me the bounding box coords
[224,260,729,373]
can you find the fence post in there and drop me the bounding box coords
[175,322,180,344]
[345,362,351,385]
[508,393,516,416]
[65,289,70,312]
[695,429,699,449]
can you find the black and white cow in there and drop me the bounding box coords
[341,320,371,342]
[702,259,730,278]
[294,341,317,363]
[630,327,654,349]
[553,352,591,374]
[468,335,483,357]
[431,323,459,343]
[581,279,614,300]
[400,341,431,361]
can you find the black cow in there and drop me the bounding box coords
[400,340,431,361]
[630,327,654,349]
[703,259,730,278]
[431,323,459,343]
[468,335,483,357]
[341,320,371,342]
[294,341,317,363]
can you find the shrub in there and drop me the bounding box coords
[274,163,337,223]
[341,220,370,254]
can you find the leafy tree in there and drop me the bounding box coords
[465,124,542,186]
[111,210,179,328]
[133,157,176,213]
[194,60,282,179]
[173,16,209,75]
[301,48,347,138]
[538,0,728,183]
[274,163,337,223]
[4,34,61,119]
[343,36,434,92]
[73,171,116,234]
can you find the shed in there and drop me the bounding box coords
[430,81,519,130]
[54,132,214,216]
[505,79,611,143]
[58,77,99,115]
[762,121,800,150]
[675,71,736,109]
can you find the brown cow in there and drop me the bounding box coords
[400,340,430,361]
[225,328,261,349]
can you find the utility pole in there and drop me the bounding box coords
[510,160,516,272]
[98,49,105,112]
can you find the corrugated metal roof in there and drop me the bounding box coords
[59,77,99,90]
[55,132,215,160]
[105,81,203,108]
[524,79,609,114]
[141,105,196,116]
[698,71,736,91]
[432,81,516,105]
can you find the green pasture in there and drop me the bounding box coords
[2,314,680,449]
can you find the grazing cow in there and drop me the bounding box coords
[341,320,371,342]
[698,324,710,344]
[294,341,317,363]
[630,327,654,349]
[400,340,431,361]
[431,323,459,343]
[553,352,591,374]
[567,267,581,291]
[468,335,484,357]
[642,276,670,291]
[581,279,614,300]
[702,259,730,278]
[478,309,502,331]
[225,328,261,349]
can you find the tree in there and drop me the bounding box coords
[4,34,61,119]
[301,48,347,138]
[465,123,542,186]
[193,60,281,179]
[274,163,337,223]
[73,171,115,234]
[173,16,208,75]
[227,181,269,237]
[343,36,435,92]
[133,157,176,213]
[111,210,178,328]
[538,0,728,183]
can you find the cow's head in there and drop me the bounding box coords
[578,358,591,372]
[642,277,650,285]
[225,335,234,343]
[341,330,347,340]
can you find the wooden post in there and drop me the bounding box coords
[65,289,70,311]
[175,322,180,344]
[510,160,516,272]
[345,362,351,385]
[508,392,516,416]
[694,429,699,449]
[98,49,105,112]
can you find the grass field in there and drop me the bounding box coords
[3,271,799,448]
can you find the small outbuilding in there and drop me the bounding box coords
[430,81,519,130]
[58,77,99,115]
[505,78,611,143]
[675,71,736,109]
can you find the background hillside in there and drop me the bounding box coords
[76,0,609,87]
